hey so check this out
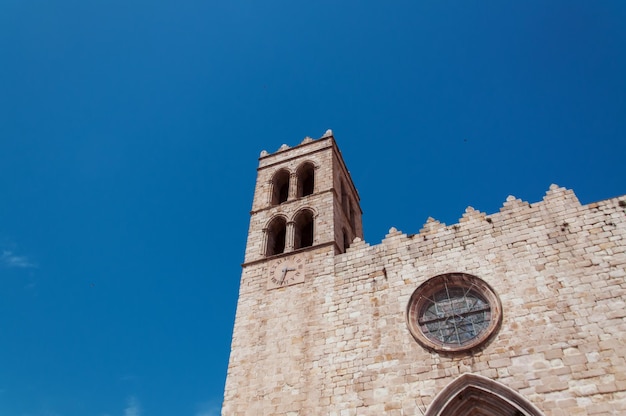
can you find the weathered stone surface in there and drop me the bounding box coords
[223,134,626,415]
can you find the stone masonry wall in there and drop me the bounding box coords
[223,183,626,415]
[324,185,626,415]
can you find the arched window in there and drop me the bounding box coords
[265,217,287,256]
[293,210,314,250]
[425,373,545,416]
[271,169,290,205]
[296,163,315,197]
[349,206,356,232]
[341,182,349,214]
[342,228,350,252]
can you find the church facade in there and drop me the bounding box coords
[222,132,626,415]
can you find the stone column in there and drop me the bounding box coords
[267,180,274,205]
[289,173,298,200]
[286,221,295,252]
[261,228,268,257]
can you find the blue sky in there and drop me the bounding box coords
[1,1,625,415]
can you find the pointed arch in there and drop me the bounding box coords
[425,373,544,416]
[296,161,315,198]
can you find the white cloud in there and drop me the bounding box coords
[196,400,222,416]
[124,396,141,416]
[1,250,36,268]
[196,411,218,416]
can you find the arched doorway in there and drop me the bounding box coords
[425,374,544,416]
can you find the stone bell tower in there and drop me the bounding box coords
[222,130,363,414]
[242,129,363,264]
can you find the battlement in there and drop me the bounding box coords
[257,129,335,167]
[348,184,624,251]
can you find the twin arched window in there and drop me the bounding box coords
[266,163,316,256]
[270,162,315,206]
[265,209,315,256]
